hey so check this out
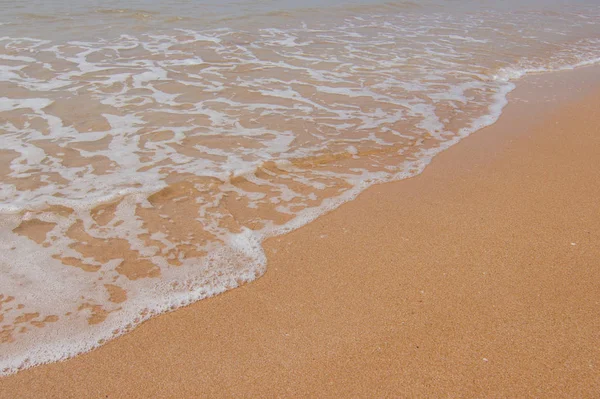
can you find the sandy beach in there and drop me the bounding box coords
[1,66,600,397]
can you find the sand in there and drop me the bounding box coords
[1,66,600,398]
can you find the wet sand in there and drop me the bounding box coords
[1,66,600,397]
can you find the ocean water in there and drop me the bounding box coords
[0,0,599,375]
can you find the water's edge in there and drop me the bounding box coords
[3,61,600,377]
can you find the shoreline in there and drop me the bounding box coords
[1,65,600,397]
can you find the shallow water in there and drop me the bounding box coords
[0,0,599,375]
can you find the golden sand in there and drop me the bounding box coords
[1,66,599,397]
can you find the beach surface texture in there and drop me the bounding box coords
[1,64,599,398]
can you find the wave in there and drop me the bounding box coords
[1,2,599,376]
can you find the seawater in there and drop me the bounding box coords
[1,0,599,375]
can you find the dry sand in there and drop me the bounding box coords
[1,66,600,398]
